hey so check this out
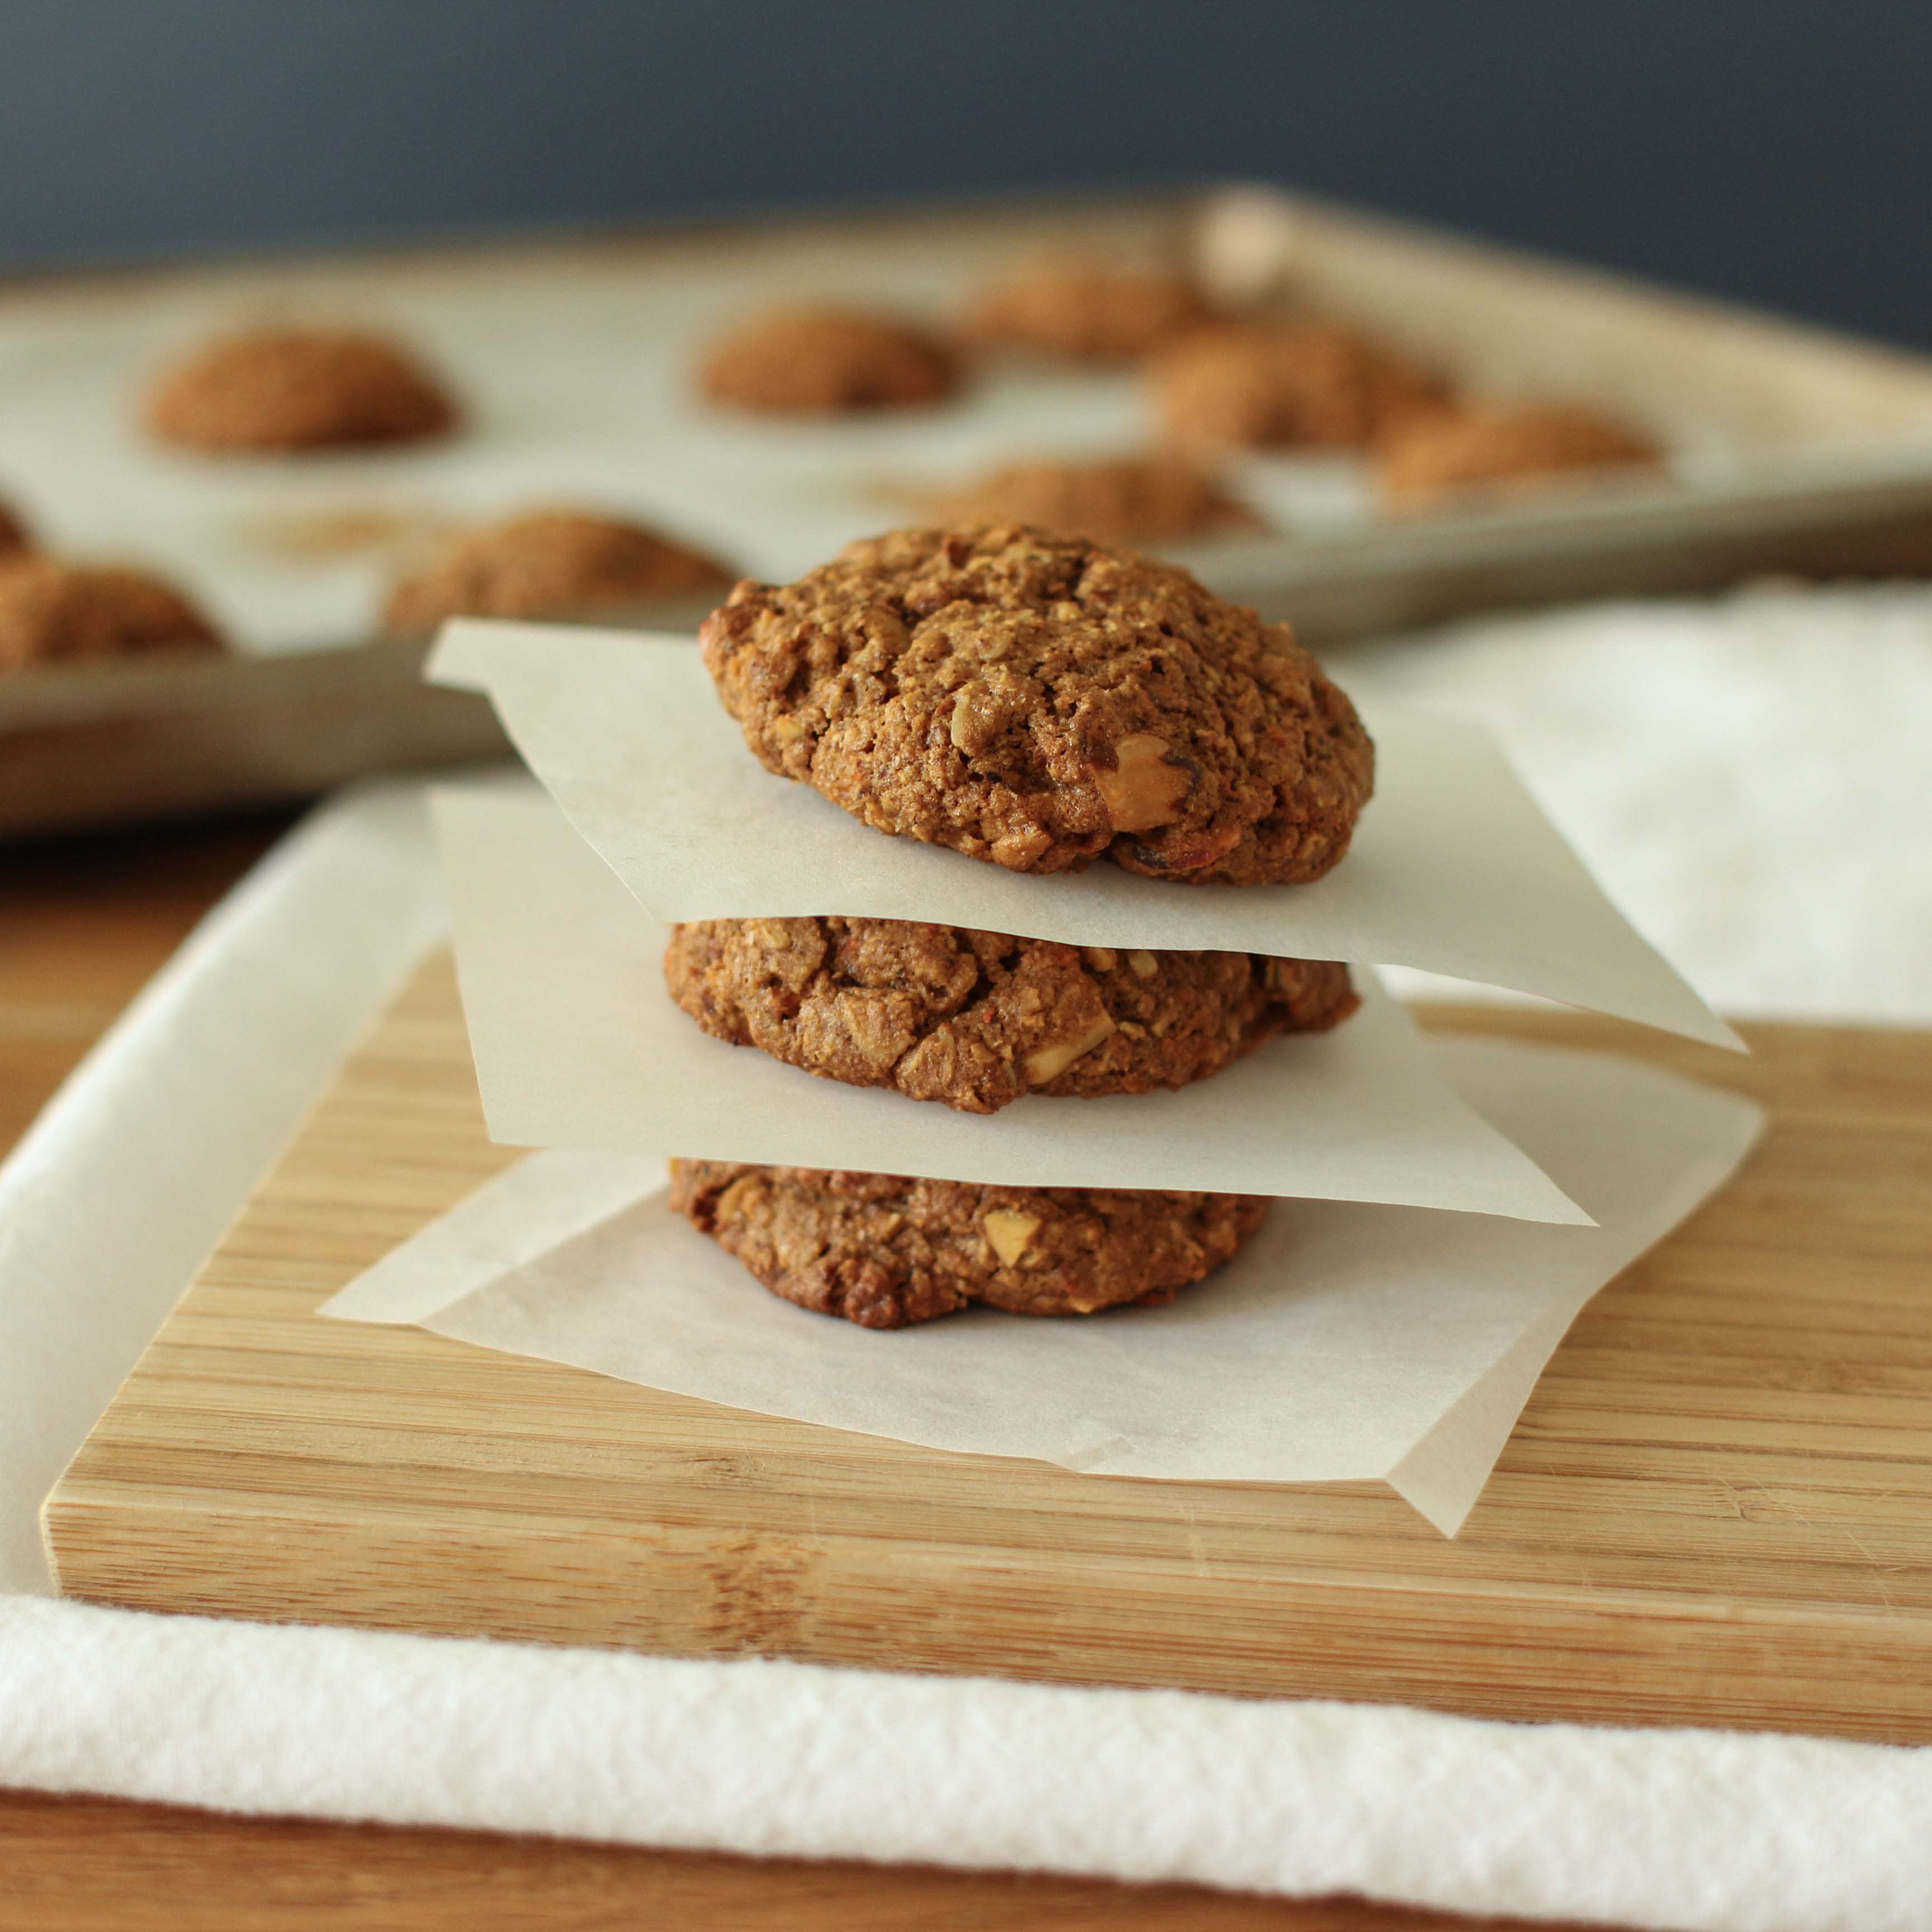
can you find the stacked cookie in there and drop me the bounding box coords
[661,523,1377,1328]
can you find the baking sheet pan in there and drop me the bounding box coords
[10,184,1932,836]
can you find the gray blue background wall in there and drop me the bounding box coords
[4,2,1926,347]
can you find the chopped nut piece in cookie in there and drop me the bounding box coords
[1024,1012,1119,1085]
[1094,732,1193,832]
[947,670,1034,759]
[982,1209,1041,1266]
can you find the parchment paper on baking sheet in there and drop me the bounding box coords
[0,232,1316,654]
[434,785,1587,1223]
[429,622,1740,1049]
[321,1033,1763,1536]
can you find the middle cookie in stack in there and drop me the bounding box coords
[666,918,1357,1114]
[665,523,1377,1325]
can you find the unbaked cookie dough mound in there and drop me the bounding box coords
[666,916,1357,1114]
[698,305,959,415]
[1376,402,1663,507]
[145,326,458,453]
[1152,321,1449,452]
[0,558,224,673]
[669,1160,1270,1327]
[927,454,1263,547]
[383,509,736,635]
[963,260,1214,364]
[699,523,1374,886]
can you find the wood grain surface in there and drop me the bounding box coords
[0,821,1585,1931]
[0,814,294,1153]
[45,949,1932,1748]
[0,1789,1578,1932]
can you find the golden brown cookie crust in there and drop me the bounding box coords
[926,455,1263,547]
[1376,402,1663,507]
[1152,321,1450,452]
[700,523,1374,886]
[666,917,1357,1114]
[145,327,458,453]
[0,558,224,673]
[698,306,959,415]
[669,1159,1269,1327]
[383,509,736,635]
[963,261,1215,363]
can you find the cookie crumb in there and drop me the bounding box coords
[146,327,458,453]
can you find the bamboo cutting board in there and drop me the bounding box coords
[42,953,1932,1744]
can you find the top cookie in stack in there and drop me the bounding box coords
[662,524,1378,1327]
[699,524,1373,884]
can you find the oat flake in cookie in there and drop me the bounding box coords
[667,917,1357,1114]
[669,1161,1270,1327]
[699,523,1374,884]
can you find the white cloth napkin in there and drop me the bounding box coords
[6,1593,1930,1932]
[1345,581,1932,1022]
[6,584,1932,1930]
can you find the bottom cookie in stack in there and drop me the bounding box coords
[668,1161,1268,1329]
